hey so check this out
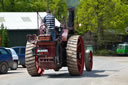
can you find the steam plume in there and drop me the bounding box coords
[65,0,80,8]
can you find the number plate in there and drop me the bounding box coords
[37,49,48,52]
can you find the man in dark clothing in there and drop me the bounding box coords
[43,10,56,40]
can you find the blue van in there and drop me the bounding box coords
[12,46,26,67]
[0,47,13,74]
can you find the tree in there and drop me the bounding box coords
[0,0,68,23]
[76,0,128,49]
[0,0,4,11]
[49,0,68,22]
[0,24,10,47]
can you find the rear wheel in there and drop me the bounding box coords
[22,65,26,68]
[67,35,85,76]
[85,50,93,71]
[25,41,44,76]
[11,61,18,70]
[0,62,9,74]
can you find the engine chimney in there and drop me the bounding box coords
[68,7,75,30]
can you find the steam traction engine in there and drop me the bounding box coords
[25,8,93,76]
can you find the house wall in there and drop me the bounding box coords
[8,30,38,47]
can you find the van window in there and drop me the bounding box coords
[118,45,123,49]
[21,48,25,54]
[7,49,11,54]
[13,48,19,54]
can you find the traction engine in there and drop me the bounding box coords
[25,8,93,76]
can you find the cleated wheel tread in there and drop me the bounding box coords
[67,35,85,76]
[25,42,43,76]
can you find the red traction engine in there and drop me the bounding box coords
[25,8,93,76]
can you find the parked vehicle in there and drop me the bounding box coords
[116,43,128,55]
[12,46,26,68]
[6,48,19,70]
[0,47,13,74]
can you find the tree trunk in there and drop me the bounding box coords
[97,17,104,50]
[0,0,4,10]
[10,0,15,11]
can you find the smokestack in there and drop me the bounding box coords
[68,7,75,29]
[65,0,80,8]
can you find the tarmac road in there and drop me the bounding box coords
[0,56,128,85]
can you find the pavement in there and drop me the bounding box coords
[0,56,128,85]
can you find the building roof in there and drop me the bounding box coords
[0,12,61,30]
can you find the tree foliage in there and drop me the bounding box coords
[0,24,10,47]
[76,0,128,49]
[1,0,128,49]
[49,0,68,22]
[0,0,68,23]
[76,0,128,34]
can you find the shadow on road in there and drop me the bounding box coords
[42,70,109,79]
[0,72,23,75]
[8,71,23,74]
[84,70,108,78]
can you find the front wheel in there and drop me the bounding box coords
[0,62,9,74]
[85,50,93,71]
[11,61,18,70]
[22,65,26,68]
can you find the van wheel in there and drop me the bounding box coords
[22,65,26,68]
[11,61,18,70]
[0,62,9,74]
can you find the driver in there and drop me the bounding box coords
[43,10,55,41]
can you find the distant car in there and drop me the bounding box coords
[116,43,128,55]
[12,46,26,67]
[0,47,13,74]
[6,48,19,70]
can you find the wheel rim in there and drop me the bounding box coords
[77,37,85,74]
[1,64,7,72]
[13,62,17,68]
[35,45,44,75]
[89,51,93,69]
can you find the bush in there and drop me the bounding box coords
[94,49,116,56]
[0,24,10,47]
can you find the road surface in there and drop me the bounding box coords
[0,56,128,85]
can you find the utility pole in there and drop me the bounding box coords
[47,0,49,10]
